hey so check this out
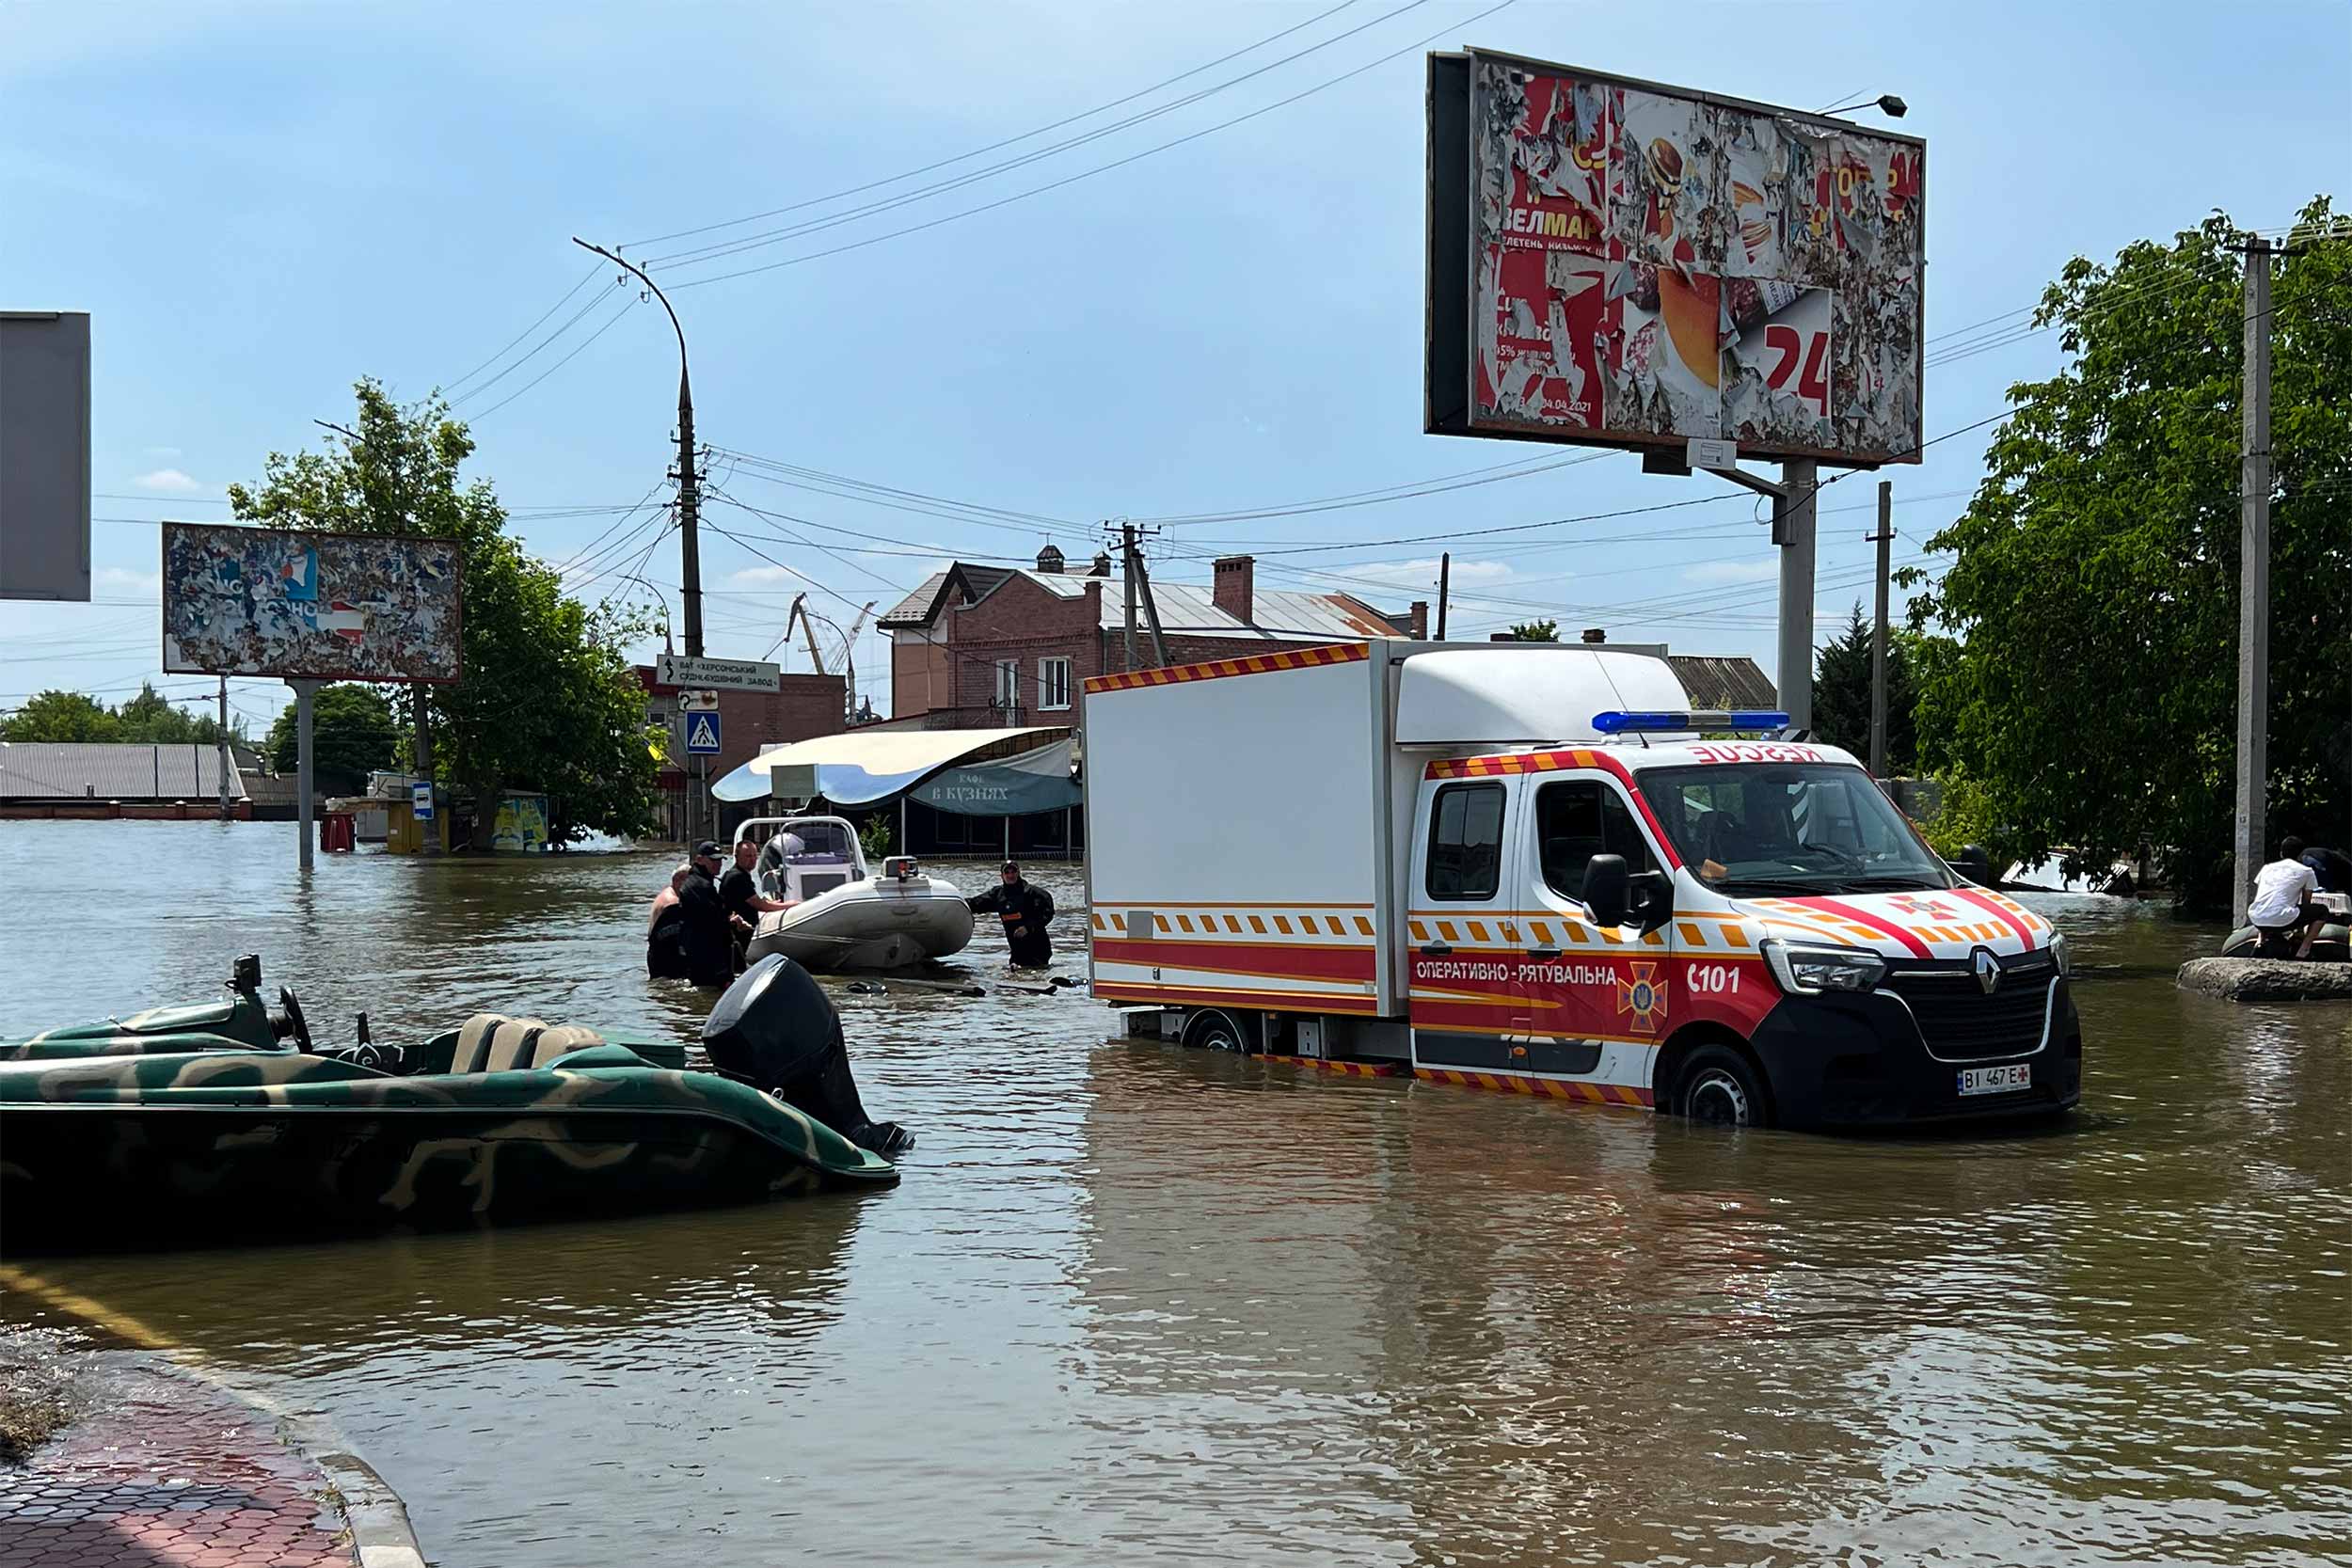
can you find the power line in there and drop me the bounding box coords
[439,261,605,396]
[469,290,642,421]
[448,279,624,408]
[666,0,1518,292]
[628,1,1370,249]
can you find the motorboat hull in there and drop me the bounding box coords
[747,879,975,972]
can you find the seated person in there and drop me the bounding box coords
[2249,836,2328,958]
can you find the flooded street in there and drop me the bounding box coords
[5,820,2350,1566]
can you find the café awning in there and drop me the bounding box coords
[711,725,1070,805]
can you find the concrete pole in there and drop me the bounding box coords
[1437,552,1451,641]
[217,675,233,821]
[1776,457,1820,732]
[2232,238,2274,927]
[292,678,317,873]
[1120,523,1138,673]
[1869,481,1894,777]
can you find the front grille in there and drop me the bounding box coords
[1883,960,2053,1062]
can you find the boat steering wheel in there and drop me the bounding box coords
[277,987,312,1053]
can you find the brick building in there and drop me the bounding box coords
[882,548,1427,727]
[637,664,847,840]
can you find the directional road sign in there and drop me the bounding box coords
[678,688,721,711]
[657,653,779,693]
[411,781,434,821]
[684,710,723,756]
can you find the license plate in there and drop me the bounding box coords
[1958,1063,2032,1096]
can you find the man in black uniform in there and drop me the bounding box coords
[968,860,1055,967]
[675,842,739,988]
[719,837,792,967]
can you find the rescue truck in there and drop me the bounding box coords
[1082,640,2081,1129]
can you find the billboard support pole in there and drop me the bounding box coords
[2231,237,2274,928]
[1437,552,1451,640]
[1776,459,1819,734]
[291,678,318,873]
[216,676,233,821]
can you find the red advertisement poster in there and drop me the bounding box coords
[1478,245,1608,428]
[1491,71,1609,257]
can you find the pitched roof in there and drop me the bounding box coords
[880,563,1409,642]
[0,743,249,801]
[1667,655,1778,710]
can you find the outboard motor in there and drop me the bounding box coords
[702,955,913,1157]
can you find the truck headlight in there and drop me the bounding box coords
[2046,931,2071,977]
[1761,939,1887,995]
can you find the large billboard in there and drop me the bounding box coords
[1427,51,1924,466]
[0,310,92,601]
[161,523,463,683]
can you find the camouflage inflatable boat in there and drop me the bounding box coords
[0,957,898,1249]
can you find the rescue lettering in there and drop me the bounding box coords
[1688,742,1825,765]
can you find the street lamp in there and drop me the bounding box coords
[1817,92,1907,119]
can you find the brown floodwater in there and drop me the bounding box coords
[3,819,2349,1566]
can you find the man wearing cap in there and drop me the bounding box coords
[675,842,739,988]
[967,861,1056,968]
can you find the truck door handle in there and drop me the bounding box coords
[1419,942,1453,957]
[1526,946,1562,960]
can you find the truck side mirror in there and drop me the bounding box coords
[1584,854,1629,928]
[1629,869,1674,930]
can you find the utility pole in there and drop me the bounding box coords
[216,675,233,821]
[1119,522,1139,671]
[1436,551,1451,641]
[292,678,317,873]
[2232,237,2275,927]
[1868,481,1895,778]
[1776,457,1820,733]
[572,238,702,657]
[1129,528,1169,669]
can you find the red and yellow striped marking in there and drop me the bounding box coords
[1093,981,1384,1015]
[1422,750,1684,869]
[1414,1068,1654,1106]
[1084,640,1368,695]
[1248,1053,1402,1080]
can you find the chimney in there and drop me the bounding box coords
[1089,549,1112,577]
[1581,627,1607,644]
[1407,600,1428,639]
[1213,554,1255,623]
[1036,544,1065,573]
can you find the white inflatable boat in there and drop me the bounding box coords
[736,816,975,972]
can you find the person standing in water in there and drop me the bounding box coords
[646,862,693,979]
[968,860,1056,967]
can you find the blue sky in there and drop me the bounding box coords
[4,0,2346,735]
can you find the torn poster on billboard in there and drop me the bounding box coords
[1464,51,1923,465]
[161,523,463,683]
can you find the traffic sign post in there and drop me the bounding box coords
[411,781,435,821]
[678,689,721,711]
[684,710,723,756]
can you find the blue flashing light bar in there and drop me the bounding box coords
[1592,709,1792,735]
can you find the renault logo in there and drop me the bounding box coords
[1973,947,2002,996]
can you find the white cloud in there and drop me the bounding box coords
[1338,556,1516,592]
[132,467,205,494]
[1680,559,1778,586]
[96,565,160,595]
[729,565,803,587]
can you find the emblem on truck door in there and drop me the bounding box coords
[1973,947,2002,996]
[1615,960,1668,1034]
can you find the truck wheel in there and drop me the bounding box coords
[1674,1045,1770,1129]
[1182,1009,1255,1053]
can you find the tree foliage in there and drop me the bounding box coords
[264,684,400,795]
[1505,619,1560,641]
[1812,602,1917,773]
[3,684,244,746]
[1905,200,2352,904]
[228,380,660,845]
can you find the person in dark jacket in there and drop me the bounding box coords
[968,861,1055,967]
[675,842,739,987]
[646,862,694,979]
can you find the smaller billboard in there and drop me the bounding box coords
[162,523,463,683]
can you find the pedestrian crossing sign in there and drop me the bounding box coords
[684,711,723,755]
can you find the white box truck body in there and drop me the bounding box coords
[1083,640,2083,1130]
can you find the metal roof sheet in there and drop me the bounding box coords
[0,742,249,801]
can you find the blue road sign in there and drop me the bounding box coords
[685,711,723,756]
[411,781,435,821]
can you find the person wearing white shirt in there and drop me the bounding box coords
[2248,836,2325,958]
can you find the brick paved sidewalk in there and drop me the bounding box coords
[0,1356,356,1568]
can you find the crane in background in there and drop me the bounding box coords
[770,594,880,724]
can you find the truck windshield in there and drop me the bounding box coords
[1636,764,1955,895]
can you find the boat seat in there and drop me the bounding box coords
[528,1024,607,1067]
[481,1017,552,1074]
[452,1013,513,1073]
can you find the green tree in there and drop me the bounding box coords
[1904,199,2352,905]
[264,684,401,795]
[229,380,660,845]
[1812,602,1917,773]
[1505,619,1560,641]
[114,682,242,746]
[1,690,121,742]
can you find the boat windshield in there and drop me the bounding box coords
[1636,763,1955,896]
[775,819,855,863]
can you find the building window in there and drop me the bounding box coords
[994,658,1019,709]
[1039,657,1071,711]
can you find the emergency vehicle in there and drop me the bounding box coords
[1082,641,2081,1129]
